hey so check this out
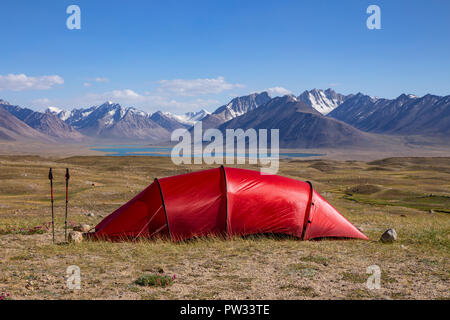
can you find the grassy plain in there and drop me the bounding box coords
[0,156,448,300]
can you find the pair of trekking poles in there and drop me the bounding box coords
[48,168,70,243]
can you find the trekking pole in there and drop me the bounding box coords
[48,168,55,243]
[65,168,70,242]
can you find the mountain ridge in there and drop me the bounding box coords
[0,101,83,141]
[1,89,449,146]
[329,92,450,136]
[198,92,272,130]
[0,105,54,142]
[219,95,379,148]
[298,88,351,115]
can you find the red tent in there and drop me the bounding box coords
[91,167,368,241]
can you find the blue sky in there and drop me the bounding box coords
[0,0,449,113]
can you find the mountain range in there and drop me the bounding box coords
[1,101,84,141]
[219,95,376,148]
[53,102,169,141]
[199,92,271,130]
[329,93,450,136]
[47,102,212,142]
[0,102,53,142]
[0,88,448,148]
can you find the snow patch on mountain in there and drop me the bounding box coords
[45,107,72,121]
[164,109,211,125]
[298,89,348,115]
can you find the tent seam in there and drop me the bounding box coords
[301,181,314,240]
[220,166,229,237]
[155,178,172,242]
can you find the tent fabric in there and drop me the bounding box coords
[91,167,368,241]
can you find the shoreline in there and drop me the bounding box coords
[1,141,450,162]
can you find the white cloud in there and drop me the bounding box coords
[30,98,65,112]
[74,77,244,112]
[110,89,142,100]
[79,89,218,113]
[0,74,64,91]
[31,98,52,107]
[28,76,245,114]
[266,87,292,96]
[157,76,244,96]
[82,89,143,105]
[93,77,109,83]
[83,77,109,87]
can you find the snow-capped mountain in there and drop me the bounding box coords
[3,88,448,145]
[214,91,271,120]
[49,102,144,133]
[46,106,72,121]
[98,108,169,141]
[163,109,211,126]
[47,102,169,141]
[219,94,377,148]
[149,111,191,131]
[0,102,54,142]
[199,92,272,129]
[329,93,450,136]
[48,103,210,132]
[46,93,271,137]
[298,88,350,115]
[2,102,84,141]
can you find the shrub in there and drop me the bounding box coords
[0,222,51,235]
[135,274,176,287]
[0,292,11,300]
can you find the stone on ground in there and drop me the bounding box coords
[68,231,83,243]
[380,228,397,243]
[73,224,90,232]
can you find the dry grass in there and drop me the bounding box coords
[0,155,448,300]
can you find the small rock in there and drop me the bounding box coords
[68,231,83,243]
[380,228,397,243]
[73,224,90,232]
[428,209,434,214]
[87,213,95,217]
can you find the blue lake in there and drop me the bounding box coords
[91,146,325,158]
